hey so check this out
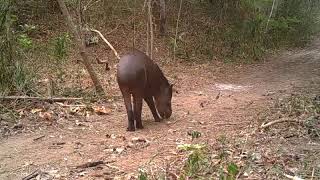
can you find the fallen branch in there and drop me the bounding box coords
[95,57,110,71]
[0,96,82,102]
[90,29,120,60]
[260,118,302,129]
[22,170,40,180]
[55,102,86,107]
[33,135,45,141]
[76,160,104,169]
[213,121,251,127]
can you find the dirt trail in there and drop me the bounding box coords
[0,38,319,179]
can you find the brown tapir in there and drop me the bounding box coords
[116,49,173,131]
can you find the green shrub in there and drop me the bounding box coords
[0,0,34,95]
[53,32,70,61]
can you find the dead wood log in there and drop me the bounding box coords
[0,96,82,102]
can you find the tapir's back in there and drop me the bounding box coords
[116,50,150,90]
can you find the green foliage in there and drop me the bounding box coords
[232,0,320,60]
[188,130,202,140]
[0,0,34,95]
[138,168,148,180]
[17,34,33,49]
[178,0,320,62]
[219,163,239,180]
[178,144,209,178]
[53,32,70,61]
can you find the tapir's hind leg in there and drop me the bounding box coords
[119,87,135,131]
[133,93,143,129]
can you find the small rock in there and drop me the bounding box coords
[13,124,23,129]
[79,171,87,176]
[115,147,125,154]
[131,137,147,143]
[127,142,135,148]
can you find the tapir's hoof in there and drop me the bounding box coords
[136,124,144,129]
[155,118,161,122]
[127,126,135,131]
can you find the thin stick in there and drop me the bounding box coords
[22,170,40,180]
[90,29,120,60]
[173,0,183,61]
[311,167,315,180]
[265,0,276,32]
[133,0,136,49]
[146,1,150,56]
[148,0,154,59]
[260,118,301,129]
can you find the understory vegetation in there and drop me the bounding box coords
[0,0,320,179]
[0,0,319,96]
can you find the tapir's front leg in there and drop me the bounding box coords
[144,96,161,122]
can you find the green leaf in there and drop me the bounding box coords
[227,162,239,177]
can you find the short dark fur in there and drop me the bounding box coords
[116,50,173,131]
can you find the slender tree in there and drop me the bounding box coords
[56,0,105,95]
[159,0,166,36]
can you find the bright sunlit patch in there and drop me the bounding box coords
[214,83,252,92]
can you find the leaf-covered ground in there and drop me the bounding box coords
[0,37,319,179]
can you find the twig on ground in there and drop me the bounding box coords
[212,121,251,127]
[76,160,104,169]
[55,102,86,107]
[147,151,163,165]
[33,135,45,141]
[260,118,302,129]
[105,164,120,171]
[311,167,315,180]
[215,91,221,100]
[22,169,40,180]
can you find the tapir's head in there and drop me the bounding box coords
[155,83,173,119]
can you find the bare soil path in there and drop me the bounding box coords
[0,38,319,180]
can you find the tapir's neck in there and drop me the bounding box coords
[158,70,170,87]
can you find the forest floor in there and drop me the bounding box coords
[0,37,319,180]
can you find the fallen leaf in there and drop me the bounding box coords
[31,108,42,114]
[39,112,52,121]
[93,106,112,115]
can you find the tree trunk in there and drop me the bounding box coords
[56,0,105,95]
[159,0,166,36]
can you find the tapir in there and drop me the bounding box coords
[116,50,173,131]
